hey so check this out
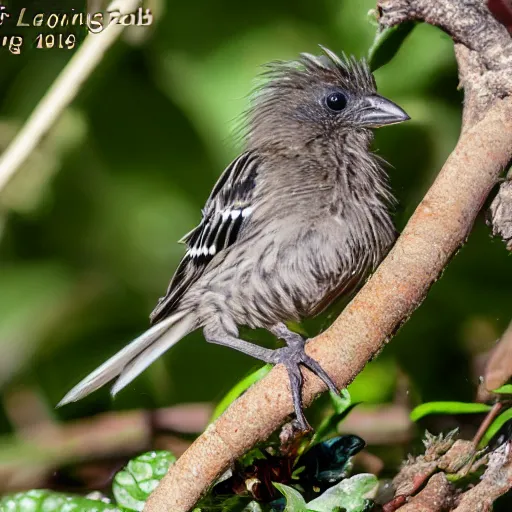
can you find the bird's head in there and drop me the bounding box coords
[247,46,409,148]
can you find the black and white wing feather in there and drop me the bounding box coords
[150,151,260,324]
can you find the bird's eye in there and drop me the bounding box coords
[325,92,347,112]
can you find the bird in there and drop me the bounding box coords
[58,46,409,431]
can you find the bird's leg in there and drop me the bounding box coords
[204,327,277,364]
[204,322,338,431]
[269,322,339,429]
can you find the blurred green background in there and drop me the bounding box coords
[0,0,510,494]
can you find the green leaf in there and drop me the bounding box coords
[194,495,264,512]
[240,502,265,512]
[307,474,378,512]
[330,389,351,414]
[112,451,176,511]
[273,483,308,512]
[212,365,272,421]
[492,384,512,395]
[410,402,492,422]
[312,390,354,445]
[368,22,417,71]
[0,490,124,511]
[481,407,512,447]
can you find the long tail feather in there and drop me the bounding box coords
[57,311,190,407]
[111,314,194,396]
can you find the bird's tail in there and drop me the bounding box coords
[57,310,195,407]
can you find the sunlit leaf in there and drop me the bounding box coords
[113,451,176,511]
[330,389,351,415]
[242,503,265,512]
[368,22,417,71]
[410,402,492,422]
[212,365,272,420]
[492,384,512,395]
[307,474,378,512]
[273,483,308,512]
[0,490,124,511]
[481,408,512,447]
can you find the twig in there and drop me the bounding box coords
[145,1,512,510]
[390,430,459,501]
[384,433,480,511]
[472,402,505,448]
[0,0,141,192]
[394,473,454,512]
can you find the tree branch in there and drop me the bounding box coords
[452,443,512,512]
[393,473,454,512]
[484,320,512,391]
[488,177,512,250]
[145,1,512,510]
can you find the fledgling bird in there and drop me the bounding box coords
[59,47,409,430]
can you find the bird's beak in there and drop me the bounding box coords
[359,95,410,127]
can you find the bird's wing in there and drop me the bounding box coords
[150,151,260,324]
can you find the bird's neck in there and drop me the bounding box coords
[328,129,391,202]
[258,129,391,205]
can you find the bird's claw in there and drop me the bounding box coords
[270,334,339,432]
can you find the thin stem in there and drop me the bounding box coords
[0,0,141,192]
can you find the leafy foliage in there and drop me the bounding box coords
[307,474,378,512]
[410,401,492,422]
[492,384,512,395]
[273,484,308,512]
[481,409,512,447]
[273,474,378,512]
[368,21,417,71]
[112,451,176,511]
[0,490,124,512]
[311,390,354,445]
[0,451,177,512]
[0,390,378,512]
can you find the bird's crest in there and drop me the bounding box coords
[257,45,376,95]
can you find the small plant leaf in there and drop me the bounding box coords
[194,495,263,511]
[368,22,417,71]
[212,365,272,421]
[312,390,354,445]
[492,384,512,395]
[112,451,176,511]
[0,490,124,511]
[307,474,378,512]
[331,389,351,414]
[481,408,512,447]
[241,502,265,512]
[273,483,308,512]
[410,401,492,422]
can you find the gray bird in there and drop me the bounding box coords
[59,47,409,430]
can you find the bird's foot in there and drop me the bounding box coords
[269,323,339,431]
